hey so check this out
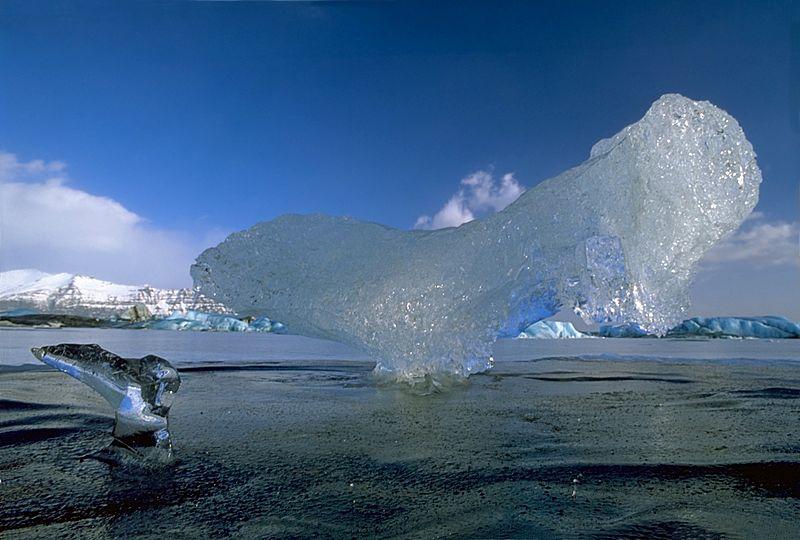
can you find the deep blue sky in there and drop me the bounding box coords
[2,0,797,232]
[1,0,798,323]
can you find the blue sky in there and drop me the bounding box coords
[1,1,798,318]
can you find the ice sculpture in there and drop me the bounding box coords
[517,321,589,339]
[192,94,761,381]
[667,316,800,339]
[31,344,181,463]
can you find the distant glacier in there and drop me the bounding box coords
[0,269,231,318]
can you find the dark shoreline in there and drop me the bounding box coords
[3,349,799,538]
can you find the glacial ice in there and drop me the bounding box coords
[144,310,249,332]
[599,322,651,338]
[517,320,589,339]
[0,307,41,317]
[192,94,761,381]
[31,344,181,462]
[249,315,286,333]
[667,316,800,339]
[139,310,285,333]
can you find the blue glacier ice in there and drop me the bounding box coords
[599,322,651,338]
[517,320,589,339]
[192,94,761,382]
[145,310,249,331]
[141,310,284,333]
[249,315,286,333]
[0,307,42,317]
[667,316,800,339]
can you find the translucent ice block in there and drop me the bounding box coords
[192,94,761,382]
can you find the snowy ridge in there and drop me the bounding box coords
[0,269,232,317]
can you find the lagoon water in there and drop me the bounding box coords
[1,328,799,538]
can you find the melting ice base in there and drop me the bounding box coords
[192,94,761,382]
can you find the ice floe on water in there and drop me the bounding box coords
[599,322,651,338]
[517,321,590,339]
[667,316,800,339]
[192,94,761,382]
[138,310,285,333]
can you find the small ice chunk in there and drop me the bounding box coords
[31,344,181,462]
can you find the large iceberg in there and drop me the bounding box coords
[667,316,800,339]
[192,94,761,382]
[517,320,589,339]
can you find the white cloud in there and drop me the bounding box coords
[690,211,800,320]
[0,152,66,178]
[0,151,219,288]
[700,213,799,268]
[414,170,525,229]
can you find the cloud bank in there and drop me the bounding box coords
[689,211,799,319]
[414,170,525,229]
[699,211,799,268]
[0,151,223,288]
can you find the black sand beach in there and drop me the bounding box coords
[1,331,799,538]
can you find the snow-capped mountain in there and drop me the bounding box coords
[0,269,233,317]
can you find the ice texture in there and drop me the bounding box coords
[192,94,761,381]
[599,322,651,338]
[31,344,181,461]
[517,321,589,339]
[249,315,286,333]
[138,310,285,333]
[667,316,800,339]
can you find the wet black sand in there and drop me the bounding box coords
[2,349,799,538]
